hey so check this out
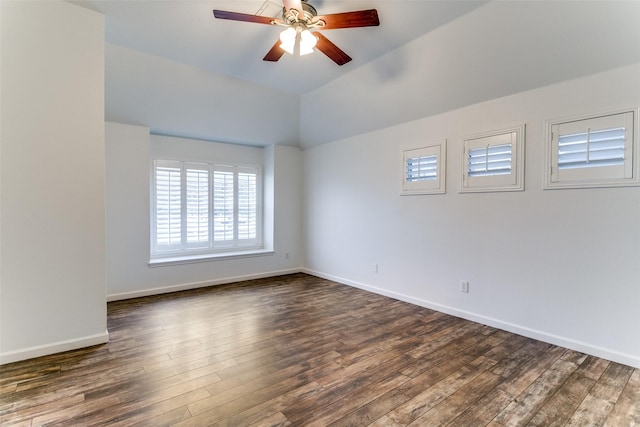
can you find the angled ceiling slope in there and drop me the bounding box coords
[71,0,486,94]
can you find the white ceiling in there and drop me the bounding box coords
[72,0,486,94]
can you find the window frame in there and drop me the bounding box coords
[401,140,447,195]
[460,125,525,193]
[544,108,639,189]
[150,159,263,261]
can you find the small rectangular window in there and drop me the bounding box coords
[545,109,638,189]
[401,141,446,195]
[461,125,525,193]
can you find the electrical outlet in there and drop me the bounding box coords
[285,252,290,260]
[460,281,469,293]
[373,263,378,273]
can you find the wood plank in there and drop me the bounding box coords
[191,350,344,416]
[603,368,640,426]
[384,356,499,425]
[526,368,596,426]
[303,373,410,426]
[488,350,584,426]
[410,370,503,425]
[213,382,322,427]
[282,354,417,425]
[567,362,633,426]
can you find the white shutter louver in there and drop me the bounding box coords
[468,143,512,177]
[186,166,209,245]
[155,162,182,249]
[557,127,625,170]
[213,168,235,243]
[238,169,258,241]
[406,154,438,182]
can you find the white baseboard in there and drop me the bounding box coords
[0,331,110,365]
[303,268,640,369]
[107,268,303,302]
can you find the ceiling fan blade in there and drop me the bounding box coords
[283,0,304,14]
[315,9,380,30]
[313,32,352,66]
[213,10,275,25]
[263,39,286,62]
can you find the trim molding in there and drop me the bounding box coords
[0,331,109,365]
[149,249,275,267]
[302,268,640,369]
[107,268,303,302]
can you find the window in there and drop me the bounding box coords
[152,160,262,258]
[402,141,447,195]
[461,125,525,193]
[545,109,639,189]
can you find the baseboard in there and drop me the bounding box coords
[302,268,640,369]
[0,331,110,365]
[107,268,303,302]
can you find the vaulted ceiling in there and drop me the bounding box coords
[71,1,640,149]
[72,0,486,94]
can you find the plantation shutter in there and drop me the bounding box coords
[402,143,446,194]
[154,160,182,250]
[213,165,235,245]
[551,111,634,184]
[406,154,438,182]
[461,126,524,193]
[151,161,263,257]
[467,143,512,177]
[185,163,209,247]
[237,167,258,243]
[557,128,625,170]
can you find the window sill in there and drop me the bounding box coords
[149,249,274,267]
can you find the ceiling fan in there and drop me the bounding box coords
[213,0,380,66]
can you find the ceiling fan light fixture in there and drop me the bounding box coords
[279,27,297,54]
[299,29,317,55]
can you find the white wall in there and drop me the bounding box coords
[303,63,640,368]
[105,122,302,300]
[105,44,300,147]
[0,1,107,363]
[300,1,640,148]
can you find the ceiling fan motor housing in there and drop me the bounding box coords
[283,0,318,25]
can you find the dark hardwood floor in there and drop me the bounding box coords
[1,273,638,426]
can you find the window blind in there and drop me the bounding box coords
[186,167,209,244]
[468,143,512,177]
[406,154,438,182]
[152,161,262,256]
[213,169,234,243]
[557,127,625,170]
[155,164,182,247]
[238,169,258,241]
